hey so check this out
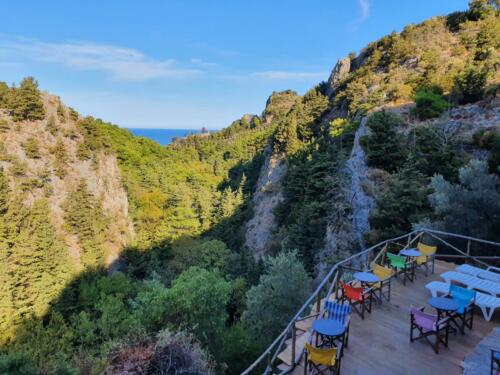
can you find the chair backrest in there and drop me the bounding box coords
[450,284,475,303]
[372,263,393,280]
[410,307,437,332]
[418,242,437,256]
[304,343,337,366]
[340,281,364,301]
[325,301,351,323]
[387,252,406,267]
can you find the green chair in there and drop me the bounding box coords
[386,253,413,285]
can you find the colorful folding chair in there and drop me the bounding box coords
[416,242,437,275]
[449,284,475,334]
[387,252,413,285]
[338,281,372,320]
[372,263,394,302]
[304,343,341,375]
[324,301,352,351]
[410,306,450,354]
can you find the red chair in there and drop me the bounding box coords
[338,281,373,320]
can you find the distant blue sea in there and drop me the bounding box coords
[128,128,200,145]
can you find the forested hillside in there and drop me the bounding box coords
[0,1,499,374]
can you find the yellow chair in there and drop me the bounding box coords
[304,343,341,375]
[416,242,437,275]
[372,264,394,302]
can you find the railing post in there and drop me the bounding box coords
[316,291,321,313]
[291,322,296,366]
[467,240,471,263]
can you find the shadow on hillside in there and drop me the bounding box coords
[1,147,269,374]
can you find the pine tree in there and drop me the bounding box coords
[63,181,107,267]
[50,139,68,179]
[6,77,45,122]
[5,199,70,324]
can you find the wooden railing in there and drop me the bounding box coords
[241,228,500,375]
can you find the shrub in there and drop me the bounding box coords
[428,159,500,242]
[0,352,37,375]
[166,267,230,347]
[0,119,9,132]
[22,138,41,159]
[453,65,488,104]
[242,251,311,341]
[412,88,449,120]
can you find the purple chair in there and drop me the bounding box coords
[410,306,450,354]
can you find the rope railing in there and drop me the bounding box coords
[241,229,500,375]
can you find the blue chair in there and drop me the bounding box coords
[324,301,352,351]
[491,347,500,375]
[449,285,475,334]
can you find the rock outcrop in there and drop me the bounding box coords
[325,57,351,97]
[244,146,287,258]
[318,117,375,276]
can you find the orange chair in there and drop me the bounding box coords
[338,281,373,320]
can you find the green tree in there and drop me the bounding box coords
[370,162,430,241]
[63,181,107,267]
[412,88,449,120]
[6,199,70,324]
[362,111,406,172]
[242,251,311,340]
[453,64,488,104]
[6,77,45,122]
[428,159,500,242]
[166,267,231,348]
[50,139,68,179]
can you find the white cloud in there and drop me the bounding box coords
[357,0,370,22]
[251,70,328,80]
[0,38,202,81]
[190,58,218,68]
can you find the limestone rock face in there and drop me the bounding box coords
[245,146,287,258]
[326,57,351,97]
[318,117,374,277]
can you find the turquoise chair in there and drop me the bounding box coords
[450,284,475,334]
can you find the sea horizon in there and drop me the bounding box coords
[128,128,207,145]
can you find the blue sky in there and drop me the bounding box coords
[0,0,469,129]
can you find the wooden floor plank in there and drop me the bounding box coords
[281,260,499,375]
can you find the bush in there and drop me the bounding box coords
[0,352,38,375]
[412,88,449,120]
[428,159,500,242]
[242,251,311,341]
[22,138,41,159]
[453,65,488,104]
[166,267,231,347]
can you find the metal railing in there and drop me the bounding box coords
[241,228,500,375]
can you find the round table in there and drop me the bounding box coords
[400,248,421,257]
[428,297,460,333]
[313,319,345,349]
[354,271,380,284]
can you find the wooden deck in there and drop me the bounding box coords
[279,260,499,375]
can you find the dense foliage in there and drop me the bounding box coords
[0,1,498,373]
